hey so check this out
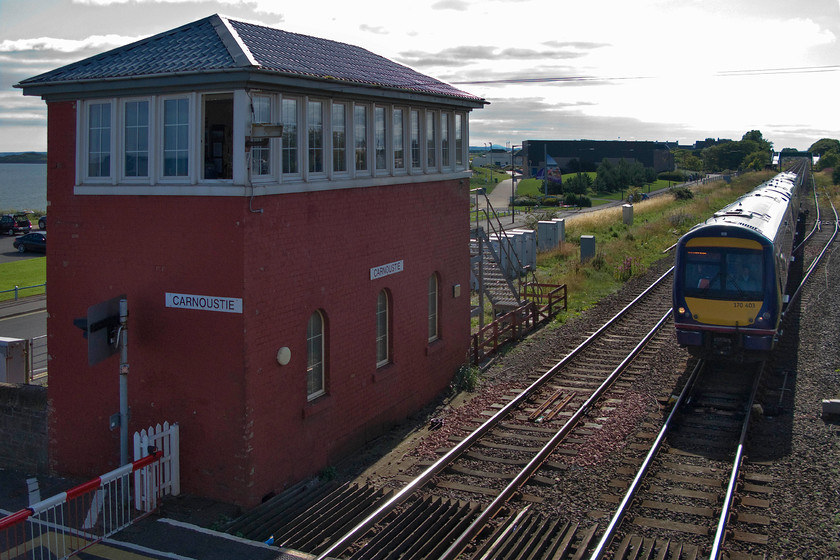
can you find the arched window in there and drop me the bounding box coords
[428,274,439,342]
[307,311,325,400]
[376,290,390,367]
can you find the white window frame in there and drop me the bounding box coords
[440,112,451,170]
[353,103,370,176]
[250,93,277,182]
[120,97,153,184]
[425,109,437,171]
[330,101,349,177]
[376,289,390,368]
[159,94,194,183]
[409,109,422,172]
[306,98,326,179]
[374,105,388,175]
[81,99,115,184]
[455,113,465,169]
[392,107,406,174]
[307,310,326,401]
[281,95,301,180]
[428,273,439,343]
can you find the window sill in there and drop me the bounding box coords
[372,363,396,383]
[425,338,445,356]
[302,393,331,419]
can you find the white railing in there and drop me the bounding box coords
[133,421,180,510]
[0,452,162,559]
[0,421,180,560]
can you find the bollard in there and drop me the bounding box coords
[581,235,596,263]
[622,204,633,226]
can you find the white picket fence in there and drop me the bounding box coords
[133,421,180,511]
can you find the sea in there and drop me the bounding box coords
[0,164,47,212]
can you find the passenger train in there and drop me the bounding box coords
[672,168,804,361]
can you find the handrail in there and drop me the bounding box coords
[471,188,542,300]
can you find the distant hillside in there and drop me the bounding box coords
[0,152,47,163]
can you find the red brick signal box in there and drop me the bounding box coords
[17,14,485,506]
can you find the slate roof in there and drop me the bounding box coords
[17,14,483,104]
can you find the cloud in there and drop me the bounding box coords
[0,34,141,54]
[430,0,470,10]
[397,43,603,68]
[359,24,388,35]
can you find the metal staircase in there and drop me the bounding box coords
[470,230,520,312]
[470,189,541,316]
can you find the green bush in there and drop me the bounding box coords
[452,363,480,392]
[514,196,539,207]
[670,186,694,200]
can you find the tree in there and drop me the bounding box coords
[833,167,840,186]
[808,138,840,156]
[564,172,592,195]
[818,152,840,171]
[741,130,773,152]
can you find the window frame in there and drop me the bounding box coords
[354,103,369,174]
[281,96,301,178]
[160,94,192,181]
[84,100,113,182]
[426,109,437,170]
[306,310,327,401]
[307,98,326,177]
[376,289,391,368]
[392,107,406,173]
[121,98,151,182]
[250,93,276,181]
[331,101,349,176]
[409,109,421,170]
[428,273,440,343]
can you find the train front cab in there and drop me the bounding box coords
[673,230,780,360]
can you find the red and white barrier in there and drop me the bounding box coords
[0,451,162,560]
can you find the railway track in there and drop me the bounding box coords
[588,359,769,560]
[223,165,838,560]
[226,268,677,559]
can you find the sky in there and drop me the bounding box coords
[1,0,838,153]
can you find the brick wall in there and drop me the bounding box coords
[45,99,471,507]
[0,383,48,472]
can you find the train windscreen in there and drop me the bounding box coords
[683,249,763,299]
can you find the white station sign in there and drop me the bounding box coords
[370,260,404,280]
[165,292,243,314]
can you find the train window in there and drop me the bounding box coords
[684,249,763,299]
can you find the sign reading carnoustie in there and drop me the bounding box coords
[165,292,243,313]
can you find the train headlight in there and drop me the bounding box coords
[678,306,686,315]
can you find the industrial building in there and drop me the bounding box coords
[522,140,674,177]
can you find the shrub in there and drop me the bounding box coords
[670,186,694,200]
[452,363,480,392]
[514,196,539,207]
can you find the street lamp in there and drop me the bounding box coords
[511,144,520,224]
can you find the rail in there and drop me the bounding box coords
[0,451,163,560]
[588,359,705,559]
[443,307,673,560]
[0,284,46,302]
[314,267,673,560]
[709,361,766,559]
[471,188,542,298]
[471,283,567,365]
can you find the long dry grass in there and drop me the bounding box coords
[533,171,778,318]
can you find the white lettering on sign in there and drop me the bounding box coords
[165,293,243,314]
[370,260,404,280]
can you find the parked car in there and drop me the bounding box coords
[13,232,46,253]
[0,213,31,235]
[38,215,46,230]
